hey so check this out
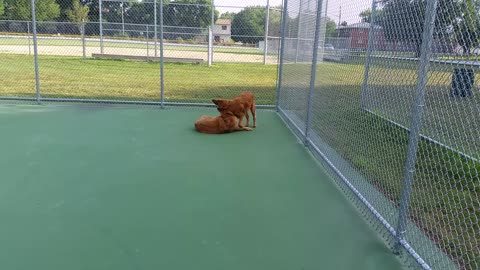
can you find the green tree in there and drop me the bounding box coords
[220,11,235,20]
[4,0,60,21]
[231,6,266,43]
[267,6,282,37]
[66,0,89,32]
[164,0,216,28]
[381,0,455,57]
[450,0,480,97]
[359,9,371,23]
[125,2,153,24]
[452,0,480,54]
[0,0,5,17]
[161,0,217,40]
[58,0,73,21]
[381,0,424,57]
[325,16,336,38]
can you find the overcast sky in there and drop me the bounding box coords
[214,0,372,24]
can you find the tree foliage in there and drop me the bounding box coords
[66,0,89,32]
[381,0,425,56]
[452,0,480,53]
[380,0,479,56]
[219,11,235,21]
[0,0,5,17]
[325,16,336,38]
[164,0,216,28]
[4,0,60,21]
[359,8,371,23]
[231,7,265,43]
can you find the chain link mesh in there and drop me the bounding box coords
[0,0,280,105]
[0,20,36,99]
[278,0,479,269]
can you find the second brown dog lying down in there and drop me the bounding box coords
[194,110,253,134]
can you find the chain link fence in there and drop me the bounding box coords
[277,0,479,269]
[0,0,280,105]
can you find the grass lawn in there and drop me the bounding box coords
[0,37,263,55]
[0,54,277,104]
[281,60,479,269]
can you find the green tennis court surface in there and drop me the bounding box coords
[0,105,405,270]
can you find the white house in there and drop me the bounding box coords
[212,19,232,43]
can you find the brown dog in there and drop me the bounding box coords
[194,110,253,134]
[212,91,256,128]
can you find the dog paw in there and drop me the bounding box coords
[245,127,253,131]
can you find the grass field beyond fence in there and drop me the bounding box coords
[0,54,277,104]
[0,37,263,55]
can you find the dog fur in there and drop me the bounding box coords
[194,110,253,134]
[212,91,256,128]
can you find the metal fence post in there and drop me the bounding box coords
[208,28,213,66]
[27,21,32,55]
[154,0,158,58]
[395,0,439,253]
[263,0,270,65]
[30,0,41,104]
[159,0,165,108]
[99,0,104,54]
[121,1,125,35]
[304,0,323,143]
[208,0,215,66]
[275,0,288,111]
[82,19,86,59]
[146,24,150,60]
[360,0,378,109]
[294,0,303,63]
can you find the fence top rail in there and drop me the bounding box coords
[0,19,210,31]
[372,55,480,67]
[214,4,268,9]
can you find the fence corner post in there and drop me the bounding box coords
[275,0,289,112]
[304,0,324,145]
[154,0,158,58]
[394,0,439,255]
[360,0,379,110]
[159,0,165,108]
[294,0,303,63]
[263,0,271,65]
[30,0,41,104]
[208,0,215,66]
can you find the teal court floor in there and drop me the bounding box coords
[0,105,405,270]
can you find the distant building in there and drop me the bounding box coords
[336,22,384,50]
[213,19,232,43]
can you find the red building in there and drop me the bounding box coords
[336,22,385,50]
